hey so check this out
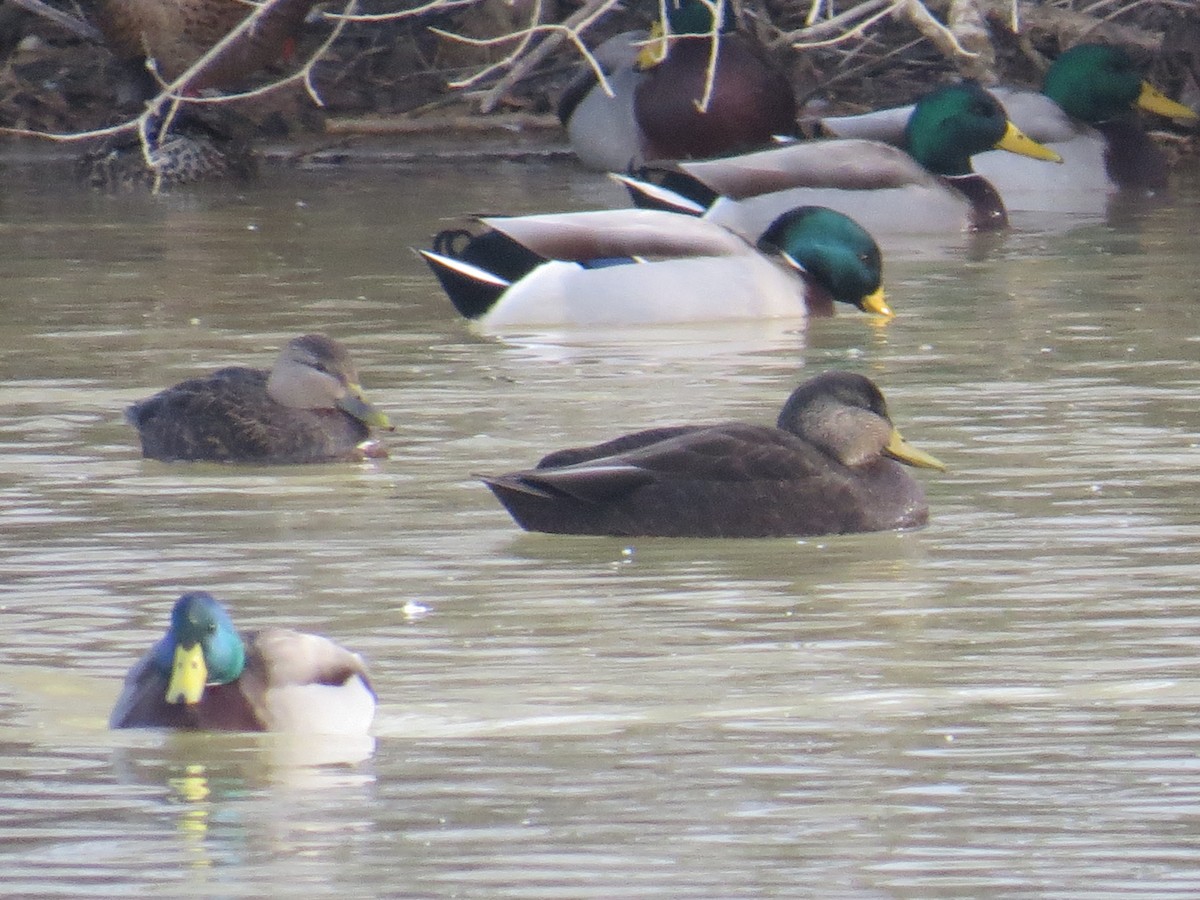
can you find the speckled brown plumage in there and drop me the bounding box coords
[77,107,256,190]
[93,0,317,92]
[126,334,390,463]
[480,372,944,538]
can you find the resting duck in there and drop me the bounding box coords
[558,0,797,172]
[93,0,318,96]
[110,591,376,733]
[127,333,392,463]
[76,106,256,191]
[622,81,1062,238]
[419,206,891,331]
[479,370,946,538]
[823,44,1198,207]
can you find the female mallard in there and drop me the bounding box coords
[824,44,1198,207]
[479,370,945,538]
[623,81,1062,238]
[127,333,392,463]
[559,0,797,172]
[77,106,256,191]
[110,591,375,733]
[419,206,891,331]
[93,0,317,96]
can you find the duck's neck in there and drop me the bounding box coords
[941,173,1008,230]
[1094,120,1168,191]
[796,271,835,317]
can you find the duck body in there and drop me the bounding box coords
[127,334,391,463]
[93,0,317,94]
[77,107,256,191]
[826,45,1197,210]
[627,82,1061,238]
[419,207,889,330]
[558,0,796,172]
[480,371,945,539]
[110,592,375,734]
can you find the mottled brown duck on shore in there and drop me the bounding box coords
[126,334,392,463]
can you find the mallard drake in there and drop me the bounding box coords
[77,106,256,191]
[558,0,797,172]
[822,45,1197,207]
[127,333,392,463]
[93,0,317,97]
[480,370,945,538]
[110,591,376,733]
[419,206,890,331]
[623,81,1062,238]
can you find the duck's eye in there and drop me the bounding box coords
[971,100,994,118]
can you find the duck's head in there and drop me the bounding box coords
[905,82,1062,176]
[153,592,246,705]
[638,0,734,68]
[758,207,891,317]
[1043,43,1197,125]
[265,334,392,430]
[777,371,946,471]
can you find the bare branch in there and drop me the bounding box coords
[6,0,101,41]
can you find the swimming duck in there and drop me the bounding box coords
[419,206,890,330]
[558,0,797,172]
[76,106,256,191]
[479,370,945,538]
[622,81,1062,239]
[93,0,317,97]
[110,591,376,733]
[127,333,392,463]
[822,45,1197,207]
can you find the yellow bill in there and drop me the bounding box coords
[636,20,669,69]
[995,121,1063,163]
[339,383,393,431]
[885,428,946,471]
[166,643,208,705]
[1137,81,1198,120]
[861,286,893,318]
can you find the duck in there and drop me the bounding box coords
[76,105,256,191]
[822,44,1197,208]
[126,333,393,463]
[621,81,1063,239]
[92,0,318,98]
[418,206,891,331]
[110,591,376,733]
[479,370,946,538]
[558,0,797,172]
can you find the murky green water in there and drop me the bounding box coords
[1,149,1199,897]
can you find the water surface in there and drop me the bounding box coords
[1,152,1199,897]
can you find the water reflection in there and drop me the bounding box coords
[0,156,1199,896]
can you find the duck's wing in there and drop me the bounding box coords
[126,367,276,461]
[680,140,940,198]
[482,209,753,262]
[240,628,376,735]
[819,105,914,144]
[487,423,828,505]
[986,87,1088,143]
[537,425,707,467]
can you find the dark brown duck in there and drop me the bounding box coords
[480,371,945,538]
[127,334,392,463]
